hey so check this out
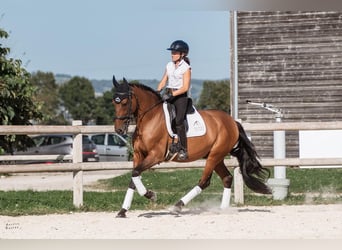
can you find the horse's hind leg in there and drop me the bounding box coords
[214,160,233,209]
[173,160,216,213]
[173,172,212,210]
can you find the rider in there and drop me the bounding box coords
[157,40,191,161]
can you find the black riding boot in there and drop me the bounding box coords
[176,124,188,160]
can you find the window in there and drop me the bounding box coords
[108,134,125,146]
[50,136,63,145]
[33,136,45,147]
[91,135,105,145]
[107,134,117,146]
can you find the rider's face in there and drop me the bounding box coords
[171,51,181,62]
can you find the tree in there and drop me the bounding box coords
[94,89,115,125]
[0,28,43,153]
[29,71,66,124]
[59,76,96,124]
[196,80,230,112]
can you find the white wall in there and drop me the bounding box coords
[299,130,342,168]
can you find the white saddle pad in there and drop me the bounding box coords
[162,102,206,138]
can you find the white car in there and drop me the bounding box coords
[89,133,129,161]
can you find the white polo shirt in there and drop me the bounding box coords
[166,59,191,90]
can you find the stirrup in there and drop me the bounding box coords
[177,149,188,160]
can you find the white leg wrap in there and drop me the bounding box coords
[220,188,231,209]
[180,185,202,205]
[122,188,135,210]
[132,176,147,196]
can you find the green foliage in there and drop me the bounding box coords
[0,28,43,153]
[93,89,115,125]
[196,80,230,112]
[29,71,67,124]
[59,76,96,124]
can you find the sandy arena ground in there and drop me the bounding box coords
[0,172,341,239]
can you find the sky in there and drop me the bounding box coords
[1,0,230,81]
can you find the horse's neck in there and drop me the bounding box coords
[135,105,164,143]
[134,96,162,140]
[134,90,161,122]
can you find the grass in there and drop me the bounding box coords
[0,168,341,216]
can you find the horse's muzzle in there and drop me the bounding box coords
[115,128,125,135]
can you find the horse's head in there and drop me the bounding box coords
[112,75,163,134]
[112,76,136,135]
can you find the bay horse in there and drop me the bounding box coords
[112,76,271,218]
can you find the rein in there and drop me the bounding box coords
[137,98,163,122]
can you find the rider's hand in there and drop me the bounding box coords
[162,92,173,102]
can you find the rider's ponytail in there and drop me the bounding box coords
[183,56,190,65]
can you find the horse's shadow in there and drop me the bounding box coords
[137,207,209,218]
[237,208,271,213]
[137,207,271,218]
[138,211,182,218]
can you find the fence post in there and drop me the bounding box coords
[234,167,244,204]
[267,114,290,200]
[72,120,83,208]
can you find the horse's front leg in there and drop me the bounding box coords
[116,152,161,218]
[131,167,157,200]
[116,179,136,218]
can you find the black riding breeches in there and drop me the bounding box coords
[170,93,188,126]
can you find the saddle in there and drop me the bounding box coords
[163,99,206,138]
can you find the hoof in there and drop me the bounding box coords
[144,190,157,202]
[171,205,182,214]
[116,208,127,218]
[150,191,157,202]
[170,200,184,214]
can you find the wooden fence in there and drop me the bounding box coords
[1,121,342,208]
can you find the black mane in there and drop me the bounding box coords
[129,82,162,100]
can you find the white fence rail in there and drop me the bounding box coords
[1,121,342,208]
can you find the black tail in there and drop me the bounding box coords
[230,121,272,194]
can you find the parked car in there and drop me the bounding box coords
[10,134,99,164]
[81,135,100,162]
[89,133,129,161]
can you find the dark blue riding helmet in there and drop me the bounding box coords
[167,40,189,55]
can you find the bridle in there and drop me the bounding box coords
[113,89,133,134]
[113,85,163,134]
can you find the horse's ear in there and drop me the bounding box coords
[113,75,119,88]
[123,77,128,84]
